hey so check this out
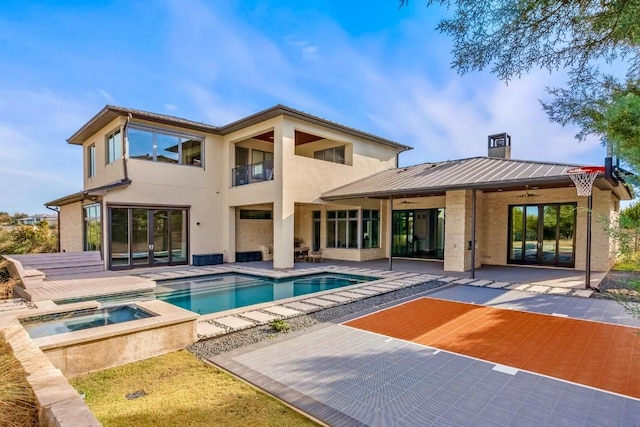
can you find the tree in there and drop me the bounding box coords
[0,222,57,255]
[401,0,640,171]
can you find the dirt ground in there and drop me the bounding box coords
[596,270,640,301]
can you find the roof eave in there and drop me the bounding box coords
[45,179,132,206]
[218,104,412,152]
[67,106,220,145]
[321,175,578,201]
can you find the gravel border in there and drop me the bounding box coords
[188,280,449,360]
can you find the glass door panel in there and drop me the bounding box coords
[131,209,149,265]
[392,211,413,256]
[111,208,130,267]
[541,205,558,265]
[153,210,170,265]
[171,210,187,263]
[524,206,539,264]
[508,203,576,267]
[509,206,524,262]
[558,204,576,266]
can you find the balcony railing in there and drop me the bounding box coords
[232,160,274,187]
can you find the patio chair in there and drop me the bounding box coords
[307,249,323,263]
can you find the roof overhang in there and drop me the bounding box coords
[218,104,412,153]
[322,175,633,201]
[67,106,220,145]
[45,179,132,207]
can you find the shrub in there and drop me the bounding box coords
[0,334,38,427]
[269,319,290,332]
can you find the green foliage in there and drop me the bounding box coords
[0,334,38,427]
[0,222,57,255]
[402,0,640,173]
[269,319,291,333]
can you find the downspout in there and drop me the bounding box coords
[122,113,132,181]
[45,205,60,252]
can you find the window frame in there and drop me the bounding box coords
[105,128,123,164]
[83,203,102,252]
[126,124,204,168]
[313,145,346,164]
[87,144,96,178]
[326,209,359,249]
[361,209,380,249]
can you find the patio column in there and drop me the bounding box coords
[444,189,478,272]
[273,119,295,269]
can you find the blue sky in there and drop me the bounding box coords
[0,0,608,214]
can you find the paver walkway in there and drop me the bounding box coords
[346,297,640,398]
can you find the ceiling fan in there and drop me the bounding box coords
[519,185,539,198]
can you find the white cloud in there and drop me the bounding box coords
[164,103,178,112]
[0,89,89,213]
[97,89,115,104]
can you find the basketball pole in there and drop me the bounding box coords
[586,194,593,289]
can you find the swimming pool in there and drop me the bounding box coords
[21,305,156,338]
[154,272,377,315]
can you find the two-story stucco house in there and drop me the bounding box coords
[46,105,633,274]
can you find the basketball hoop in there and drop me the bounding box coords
[567,166,605,197]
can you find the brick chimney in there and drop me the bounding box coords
[488,133,511,159]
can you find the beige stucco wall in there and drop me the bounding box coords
[59,201,83,253]
[224,116,401,268]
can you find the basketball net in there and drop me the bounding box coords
[567,166,604,197]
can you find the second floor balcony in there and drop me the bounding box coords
[232,160,274,187]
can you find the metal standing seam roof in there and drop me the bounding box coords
[321,157,587,200]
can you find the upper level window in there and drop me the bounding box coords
[106,129,122,164]
[87,144,96,177]
[127,126,203,167]
[314,145,345,164]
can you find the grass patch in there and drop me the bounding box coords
[614,257,640,272]
[70,350,319,427]
[0,333,38,427]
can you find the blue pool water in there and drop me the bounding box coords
[21,306,156,338]
[154,273,376,315]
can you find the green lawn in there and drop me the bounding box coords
[70,350,319,427]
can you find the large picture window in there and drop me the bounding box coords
[127,126,203,167]
[106,129,122,164]
[326,210,358,248]
[83,204,101,251]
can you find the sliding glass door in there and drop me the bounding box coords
[508,203,576,267]
[392,209,445,259]
[109,207,189,269]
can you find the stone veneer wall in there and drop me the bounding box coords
[479,187,617,271]
[235,209,274,252]
[59,202,83,253]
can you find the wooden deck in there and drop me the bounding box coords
[6,252,155,302]
[346,297,640,399]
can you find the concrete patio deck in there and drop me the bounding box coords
[210,284,640,427]
[231,258,606,289]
